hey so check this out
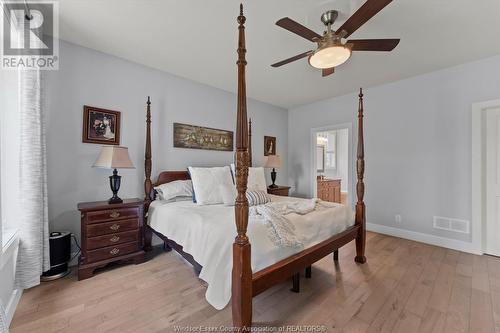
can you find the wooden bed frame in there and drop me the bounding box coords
[143,5,366,331]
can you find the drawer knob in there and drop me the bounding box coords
[110,211,120,218]
[110,224,120,231]
[110,248,120,255]
[110,235,120,243]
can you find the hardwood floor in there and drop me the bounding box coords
[10,232,500,333]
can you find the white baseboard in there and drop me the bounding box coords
[366,223,482,255]
[5,288,22,326]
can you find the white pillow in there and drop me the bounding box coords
[219,183,237,206]
[248,167,267,192]
[161,196,193,203]
[154,180,193,201]
[230,164,267,192]
[188,166,234,205]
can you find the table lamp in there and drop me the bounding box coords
[93,146,135,204]
[264,155,282,188]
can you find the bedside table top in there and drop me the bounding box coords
[77,198,144,211]
[267,185,291,190]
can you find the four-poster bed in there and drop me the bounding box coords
[143,4,366,330]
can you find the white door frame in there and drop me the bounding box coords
[310,122,354,206]
[472,98,500,255]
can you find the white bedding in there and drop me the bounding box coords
[148,194,355,310]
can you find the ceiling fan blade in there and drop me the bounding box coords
[322,68,335,77]
[276,17,322,42]
[271,51,313,67]
[348,38,400,51]
[336,0,393,38]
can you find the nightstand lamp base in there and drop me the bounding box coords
[264,155,282,189]
[269,168,278,188]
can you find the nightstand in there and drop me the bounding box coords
[267,185,291,197]
[77,198,146,280]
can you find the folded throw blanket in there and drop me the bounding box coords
[250,198,339,248]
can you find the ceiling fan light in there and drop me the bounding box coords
[309,45,351,69]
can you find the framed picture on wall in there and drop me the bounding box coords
[264,136,276,156]
[173,123,233,151]
[82,106,121,145]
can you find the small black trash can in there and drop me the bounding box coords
[41,231,71,281]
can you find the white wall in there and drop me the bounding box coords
[44,41,288,248]
[289,54,500,244]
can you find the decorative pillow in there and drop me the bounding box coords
[230,164,267,192]
[174,196,193,201]
[230,163,236,183]
[154,180,193,201]
[219,183,237,206]
[246,190,270,206]
[230,163,236,184]
[188,166,234,205]
[161,196,193,203]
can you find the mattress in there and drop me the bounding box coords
[148,194,355,310]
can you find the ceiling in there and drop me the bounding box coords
[58,0,500,108]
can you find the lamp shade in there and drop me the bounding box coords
[93,146,135,169]
[264,155,282,169]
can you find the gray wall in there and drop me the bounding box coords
[45,41,288,246]
[41,42,500,249]
[288,54,500,243]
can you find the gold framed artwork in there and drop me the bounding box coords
[82,106,120,145]
[264,136,276,156]
[173,123,233,151]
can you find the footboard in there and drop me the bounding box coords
[252,225,360,296]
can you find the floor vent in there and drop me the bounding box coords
[433,216,470,234]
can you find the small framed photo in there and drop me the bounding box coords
[264,136,276,156]
[82,106,121,145]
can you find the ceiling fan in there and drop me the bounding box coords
[271,0,400,77]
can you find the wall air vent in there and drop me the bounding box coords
[433,216,470,234]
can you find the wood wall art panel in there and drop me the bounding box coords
[173,123,233,151]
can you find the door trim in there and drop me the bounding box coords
[472,99,500,255]
[310,123,353,206]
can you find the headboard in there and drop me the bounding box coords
[154,171,190,187]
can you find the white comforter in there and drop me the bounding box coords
[148,195,354,310]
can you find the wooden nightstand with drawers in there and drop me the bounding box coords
[267,185,291,197]
[77,198,146,280]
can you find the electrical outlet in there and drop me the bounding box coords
[395,215,402,224]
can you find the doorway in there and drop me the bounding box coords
[311,124,352,206]
[485,107,500,256]
[472,99,500,255]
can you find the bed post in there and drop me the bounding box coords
[232,4,252,331]
[354,88,366,264]
[248,118,252,167]
[144,96,153,251]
